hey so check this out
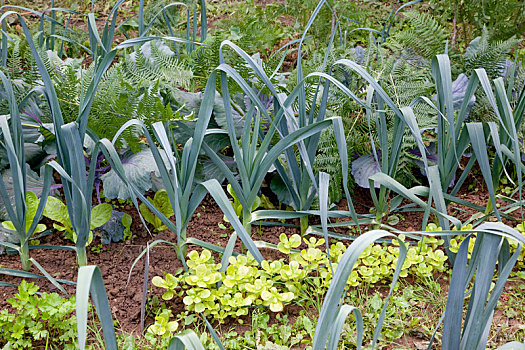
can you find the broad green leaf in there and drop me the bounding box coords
[154,189,175,218]
[1,221,15,231]
[139,202,158,228]
[44,196,70,228]
[26,191,39,224]
[90,203,113,230]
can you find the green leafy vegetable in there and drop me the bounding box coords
[44,196,112,245]
[1,191,46,235]
[139,189,174,232]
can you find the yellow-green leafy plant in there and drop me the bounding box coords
[146,309,179,340]
[223,184,261,225]
[1,191,46,236]
[152,270,182,300]
[44,196,112,245]
[276,233,301,254]
[139,189,174,232]
[152,232,456,323]
[150,228,459,326]
[261,287,295,313]
[513,223,525,278]
[182,250,222,314]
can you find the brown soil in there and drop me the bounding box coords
[0,194,300,335]
[0,165,524,347]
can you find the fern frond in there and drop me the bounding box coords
[464,27,521,78]
[390,11,449,60]
[123,41,193,90]
[151,42,193,89]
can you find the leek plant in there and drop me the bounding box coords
[137,0,207,56]
[311,223,525,349]
[411,56,524,227]
[328,58,429,222]
[468,76,524,224]
[11,12,117,266]
[422,55,475,193]
[436,223,524,350]
[416,55,522,215]
[76,266,117,350]
[99,71,264,269]
[203,38,362,234]
[0,71,53,271]
[4,0,200,265]
[268,0,359,234]
[370,57,523,244]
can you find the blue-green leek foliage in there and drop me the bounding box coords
[267,0,360,234]
[201,39,344,234]
[0,71,53,271]
[77,265,117,350]
[328,57,430,222]
[1,1,202,265]
[414,56,524,227]
[466,76,525,226]
[310,223,525,350]
[436,223,524,350]
[312,229,407,349]
[11,12,116,267]
[96,71,264,270]
[134,0,207,58]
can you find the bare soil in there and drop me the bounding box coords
[0,166,523,347]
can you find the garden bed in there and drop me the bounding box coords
[1,0,525,349]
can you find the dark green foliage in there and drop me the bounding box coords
[464,28,522,79]
[143,0,183,36]
[6,40,23,79]
[428,0,525,43]
[190,32,263,95]
[0,280,80,349]
[190,32,223,88]
[213,3,288,55]
[314,127,344,203]
[456,0,525,42]
[391,11,450,60]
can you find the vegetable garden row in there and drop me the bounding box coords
[0,0,525,349]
